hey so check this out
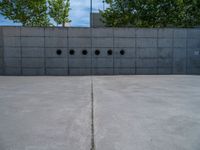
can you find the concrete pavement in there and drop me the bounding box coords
[0,76,200,150]
[0,77,91,150]
[93,76,200,150]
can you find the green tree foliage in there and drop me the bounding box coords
[48,0,71,27]
[0,0,50,26]
[101,0,200,27]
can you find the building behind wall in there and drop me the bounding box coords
[90,13,105,28]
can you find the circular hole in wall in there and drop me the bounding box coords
[82,50,88,55]
[56,49,62,55]
[120,50,125,55]
[69,49,75,55]
[107,49,112,55]
[95,49,100,55]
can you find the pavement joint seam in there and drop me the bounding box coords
[90,76,95,150]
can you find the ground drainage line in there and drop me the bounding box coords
[90,76,95,150]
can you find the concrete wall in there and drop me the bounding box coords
[0,27,199,76]
[0,27,3,75]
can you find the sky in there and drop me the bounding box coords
[0,0,106,27]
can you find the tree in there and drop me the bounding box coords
[101,0,200,27]
[0,0,51,26]
[48,0,71,27]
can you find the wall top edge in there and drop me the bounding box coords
[0,26,200,30]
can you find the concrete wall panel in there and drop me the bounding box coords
[4,37,20,47]
[3,27,20,37]
[4,68,21,75]
[0,47,3,58]
[187,39,200,48]
[92,38,113,47]
[114,28,135,37]
[187,29,200,38]
[136,59,157,68]
[46,58,67,68]
[21,37,44,47]
[69,38,91,47]
[174,29,187,38]
[0,27,3,46]
[158,58,172,67]
[92,68,113,75]
[0,58,3,67]
[136,38,157,48]
[173,58,186,74]
[137,48,157,58]
[114,58,135,68]
[1,27,199,75]
[45,37,67,47]
[114,38,135,47]
[114,68,135,75]
[21,27,44,37]
[4,58,21,67]
[158,68,172,74]
[136,68,157,75]
[0,68,3,75]
[136,29,157,38]
[188,58,200,68]
[158,39,173,48]
[22,47,44,57]
[114,48,135,58]
[187,68,200,74]
[158,48,172,58]
[22,58,44,68]
[69,58,91,68]
[173,48,186,58]
[68,48,91,57]
[92,28,113,37]
[174,39,187,48]
[46,68,68,76]
[188,48,200,57]
[45,28,67,37]
[0,38,2,47]
[158,29,173,38]
[92,48,114,57]
[46,48,67,57]
[69,68,91,76]
[92,58,113,68]
[4,47,21,57]
[68,28,90,37]
[22,68,45,75]
[0,28,3,75]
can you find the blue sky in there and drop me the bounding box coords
[0,0,105,27]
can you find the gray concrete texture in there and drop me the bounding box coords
[93,75,200,150]
[0,76,200,150]
[0,76,91,150]
[0,27,199,75]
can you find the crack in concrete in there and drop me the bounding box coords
[90,76,95,150]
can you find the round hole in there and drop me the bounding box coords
[82,50,88,55]
[69,49,75,55]
[95,49,100,55]
[120,50,125,55]
[56,49,62,55]
[107,49,112,55]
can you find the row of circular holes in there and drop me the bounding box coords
[56,49,125,56]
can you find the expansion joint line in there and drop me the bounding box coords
[90,76,95,150]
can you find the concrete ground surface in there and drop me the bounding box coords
[0,76,200,150]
